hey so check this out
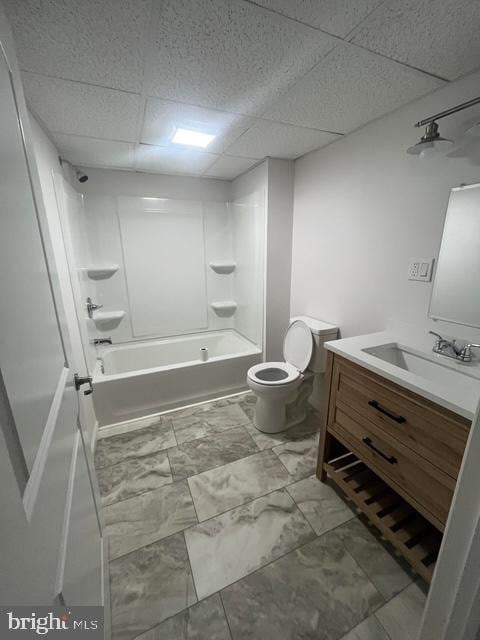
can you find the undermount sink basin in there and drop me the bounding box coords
[362,342,480,386]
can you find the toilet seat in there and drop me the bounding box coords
[247,320,314,387]
[247,361,301,386]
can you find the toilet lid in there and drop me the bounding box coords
[283,320,313,372]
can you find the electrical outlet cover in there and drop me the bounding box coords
[408,259,434,282]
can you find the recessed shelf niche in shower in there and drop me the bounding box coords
[209,261,236,274]
[84,264,119,279]
[211,301,237,317]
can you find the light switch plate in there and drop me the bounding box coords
[408,258,434,282]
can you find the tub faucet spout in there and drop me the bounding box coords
[93,337,112,345]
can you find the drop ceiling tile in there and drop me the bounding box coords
[22,73,141,142]
[135,144,219,175]
[263,45,444,133]
[3,0,151,92]
[203,155,258,179]
[351,0,480,81]
[141,98,253,153]
[53,134,135,169]
[253,0,384,38]
[225,120,340,159]
[145,0,336,115]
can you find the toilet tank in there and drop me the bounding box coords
[291,315,338,414]
[290,315,338,372]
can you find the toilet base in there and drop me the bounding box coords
[252,375,314,434]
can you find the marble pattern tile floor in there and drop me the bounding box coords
[96,392,427,640]
[97,451,172,506]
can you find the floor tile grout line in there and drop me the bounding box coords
[167,427,261,481]
[185,499,322,605]
[183,474,316,531]
[185,475,201,526]
[94,442,174,472]
[373,612,395,640]
[173,418,254,448]
[99,428,280,509]
[106,478,313,564]
[104,489,198,563]
[212,518,389,609]
[103,455,412,599]
[100,476,175,510]
[183,529,199,606]
[187,449,295,520]
[325,514,417,607]
[219,590,235,640]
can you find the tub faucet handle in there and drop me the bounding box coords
[87,297,103,319]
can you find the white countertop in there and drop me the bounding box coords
[325,330,480,420]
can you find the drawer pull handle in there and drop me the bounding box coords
[362,437,398,464]
[368,400,406,424]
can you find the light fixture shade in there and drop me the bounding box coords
[407,121,453,156]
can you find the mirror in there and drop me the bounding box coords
[429,183,480,328]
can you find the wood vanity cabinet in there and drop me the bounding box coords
[317,352,471,583]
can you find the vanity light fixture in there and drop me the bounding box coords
[172,128,215,148]
[407,121,453,156]
[407,95,480,156]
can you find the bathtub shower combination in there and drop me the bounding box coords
[93,330,261,426]
[62,190,265,429]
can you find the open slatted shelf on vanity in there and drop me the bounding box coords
[324,451,442,584]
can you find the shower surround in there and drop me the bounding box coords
[64,181,266,428]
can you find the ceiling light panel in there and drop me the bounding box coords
[351,0,480,81]
[3,0,151,92]
[142,98,253,153]
[263,46,443,133]
[145,0,336,115]
[172,128,216,148]
[252,0,384,38]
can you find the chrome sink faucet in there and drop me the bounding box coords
[429,331,480,363]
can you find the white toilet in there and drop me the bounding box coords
[247,315,338,433]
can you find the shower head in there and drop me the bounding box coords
[75,169,89,183]
[58,156,89,183]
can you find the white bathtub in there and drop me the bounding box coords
[92,330,262,427]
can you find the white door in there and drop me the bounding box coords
[0,30,104,608]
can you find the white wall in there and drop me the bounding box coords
[80,167,230,202]
[265,159,295,360]
[291,70,480,344]
[232,159,295,360]
[231,190,265,345]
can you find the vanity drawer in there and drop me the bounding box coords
[330,356,470,478]
[329,406,456,529]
